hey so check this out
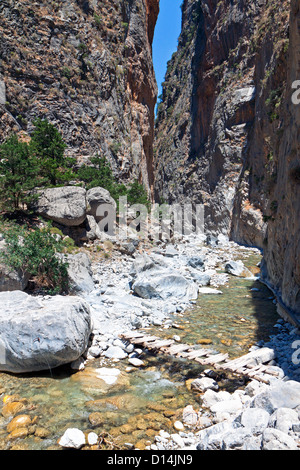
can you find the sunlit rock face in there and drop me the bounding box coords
[0,0,159,194]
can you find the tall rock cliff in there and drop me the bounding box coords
[154,0,290,242]
[154,0,300,320]
[260,0,300,322]
[1,0,300,323]
[0,0,159,192]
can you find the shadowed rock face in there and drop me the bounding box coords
[260,0,300,320]
[0,0,159,194]
[154,0,300,319]
[154,0,290,240]
[154,0,266,226]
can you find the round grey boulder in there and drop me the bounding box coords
[0,291,92,373]
[33,186,87,227]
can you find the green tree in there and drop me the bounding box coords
[30,118,74,186]
[127,179,151,210]
[0,222,69,294]
[77,159,150,209]
[77,155,128,203]
[0,134,41,210]
[77,155,115,189]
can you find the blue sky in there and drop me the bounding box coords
[153,0,182,101]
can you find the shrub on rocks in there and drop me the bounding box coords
[0,222,70,294]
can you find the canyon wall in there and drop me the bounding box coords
[154,0,300,320]
[260,0,300,322]
[155,0,291,245]
[0,0,159,192]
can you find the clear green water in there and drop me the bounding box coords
[0,354,206,450]
[0,253,279,450]
[163,277,278,358]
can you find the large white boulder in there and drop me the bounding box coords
[33,186,87,226]
[132,269,198,301]
[86,187,116,223]
[130,254,198,301]
[63,252,95,294]
[0,291,91,373]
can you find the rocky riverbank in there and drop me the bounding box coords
[78,234,257,364]
[1,233,300,450]
[62,234,300,450]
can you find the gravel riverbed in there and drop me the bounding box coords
[1,234,300,451]
[71,235,300,451]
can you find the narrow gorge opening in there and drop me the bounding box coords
[152,0,182,116]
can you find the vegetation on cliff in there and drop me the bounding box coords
[0,118,150,213]
[0,117,150,294]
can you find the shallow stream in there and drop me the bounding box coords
[0,253,279,450]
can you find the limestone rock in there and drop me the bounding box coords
[182,405,200,428]
[63,252,95,294]
[103,346,128,360]
[132,270,198,301]
[128,357,144,367]
[0,264,30,292]
[198,287,223,295]
[187,257,205,270]
[210,398,243,415]
[225,260,253,278]
[86,187,116,223]
[87,432,98,446]
[191,377,219,392]
[85,215,102,241]
[251,380,300,414]
[268,408,299,434]
[130,253,156,278]
[237,408,270,435]
[59,428,86,449]
[262,428,298,451]
[0,291,91,373]
[33,186,87,227]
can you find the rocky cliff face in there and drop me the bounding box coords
[0,0,159,192]
[260,0,300,322]
[154,0,300,319]
[154,0,290,242]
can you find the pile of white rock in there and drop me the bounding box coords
[263,319,300,381]
[71,332,145,370]
[147,312,300,452]
[81,237,259,348]
[149,376,300,451]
